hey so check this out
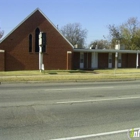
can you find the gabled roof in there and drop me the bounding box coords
[0,8,74,49]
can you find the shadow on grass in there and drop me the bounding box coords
[69,70,98,74]
[69,70,86,73]
[48,72,57,75]
[45,70,98,74]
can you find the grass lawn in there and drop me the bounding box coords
[95,68,140,74]
[0,69,140,82]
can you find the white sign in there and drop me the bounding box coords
[67,51,72,54]
[42,64,45,70]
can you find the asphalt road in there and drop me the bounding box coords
[0,81,140,140]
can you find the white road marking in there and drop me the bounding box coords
[51,127,140,140]
[46,87,113,91]
[57,96,140,104]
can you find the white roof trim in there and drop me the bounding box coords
[38,9,74,49]
[74,49,140,54]
[0,50,5,52]
[0,8,39,43]
[0,8,74,49]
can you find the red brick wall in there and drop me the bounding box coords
[122,54,128,68]
[67,52,72,70]
[0,10,73,71]
[84,53,91,69]
[73,52,80,69]
[87,53,91,69]
[127,54,136,68]
[98,53,108,69]
[0,51,5,71]
[122,53,137,68]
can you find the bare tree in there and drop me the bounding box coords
[0,28,4,39]
[89,40,110,49]
[61,23,87,48]
[107,17,140,50]
[107,24,122,49]
[121,17,140,36]
[108,24,121,40]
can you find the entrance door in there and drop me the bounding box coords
[80,52,84,69]
[91,52,98,69]
[118,53,122,67]
[108,53,112,68]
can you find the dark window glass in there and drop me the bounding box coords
[29,34,32,52]
[42,33,46,52]
[35,28,40,52]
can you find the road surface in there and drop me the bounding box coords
[0,81,140,139]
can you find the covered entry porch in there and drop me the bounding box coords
[73,49,140,70]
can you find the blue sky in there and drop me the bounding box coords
[0,0,140,45]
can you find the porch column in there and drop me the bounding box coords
[67,51,72,70]
[115,52,118,69]
[136,52,139,68]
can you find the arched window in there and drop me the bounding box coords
[35,28,40,52]
[29,34,32,52]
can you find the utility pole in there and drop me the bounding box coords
[39,32,46,72]
[115,40,120,69]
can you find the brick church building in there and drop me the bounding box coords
[0,8,139,71]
